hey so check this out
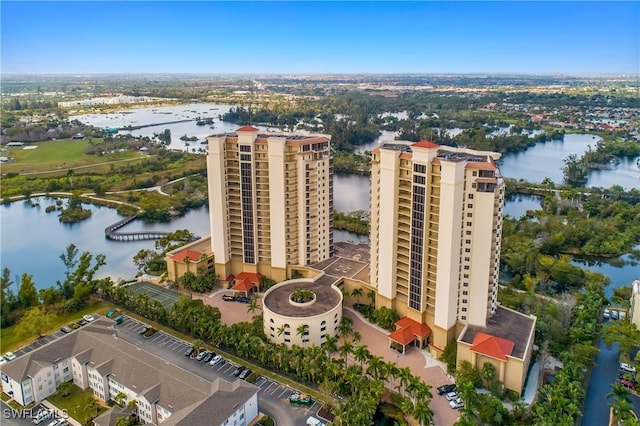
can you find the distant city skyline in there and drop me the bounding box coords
[1,1,638,75]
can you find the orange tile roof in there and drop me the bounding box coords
[231,277,254,293]
[171,249,202,263]
[236,272,262,283]
[225,274,235,282]
[412,140,439,149]
[389,326,416,346]
[236,125,259,132]
[466,162,496,170]
[395,317,432,338]
[470,332,514,361]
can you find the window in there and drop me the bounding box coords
[466,222,472,226]
[468,194,474,199]
[414,164,427,174]
[467,203,473,208]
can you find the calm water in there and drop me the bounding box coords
[0,198,211,290]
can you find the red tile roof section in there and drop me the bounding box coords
[225,274,235,282]
[236,126,260,132]
[389,326,416,346]
[171,249,203,263]
[231,278,254,293]
[236,272,262,283]
[412,140,439,149]
[395,317,432,338]
[470,332,515,361]
[389,317,432,346]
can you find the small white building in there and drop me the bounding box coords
[262,278,343,347]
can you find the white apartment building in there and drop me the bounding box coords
[1,319,259,426]
[207,126,333,282]
[370,140,505,351]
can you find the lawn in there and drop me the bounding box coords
[2,139,143,175]
[47,383,106,425]
[0,300,116,353]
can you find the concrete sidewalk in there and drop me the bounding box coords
[522,361,540,405]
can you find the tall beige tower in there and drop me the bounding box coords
[207,126,333,282]
[370,140,505,351]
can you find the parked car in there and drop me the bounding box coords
[83,314,95,322]
[619,311,627,320]
[238,368,252,380]
[139,326,149,335]
[203,352,214,363]
[236,296,250,303]
[32,409,53,425]
[76,319,88,326]
[445,391,459,401]
[437,384,456,395]
[0,357,7,365]
[234,365,247,377]
[618,379,637,389]
[620,363,637,374]
[222,294,236,302]
[197,350,209,361]
[603,309,611,319]
[449,398,465,410]
[209,354,223,366]
[60,326,73,334]
[106,309,121,318]
[184,346,195,357]
[4,351,17,361]
[611,310,619,320]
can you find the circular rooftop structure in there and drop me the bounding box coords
[262,278,343,347]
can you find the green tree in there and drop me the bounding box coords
[17,273,39,308]
[481,362,496,386]
[351,288,363,304]
[439,341,458,375]
[58,381,73,397]
[603,319,640,355]
[14,306,54,339]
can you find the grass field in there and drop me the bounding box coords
[2,139,144,175]
[126,281,181,309]
[0,301,115,353]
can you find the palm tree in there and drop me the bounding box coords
[351,288,363,305]
[296,324,309,346]
[338,316,354,340]
[247,295,260,315]
[323,334,339,357]
[366,290,376,306]
[85,395,99,419]
[339,341,353,368]
[353,344,371,369]
[413,400,434,426]
[352,331,362,343]
[397,366,413,396]
[366,355,385,380]
[192,338,204,356]
[58,381,73,397]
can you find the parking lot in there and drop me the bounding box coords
[115,315,326,426]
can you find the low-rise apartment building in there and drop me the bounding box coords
[1,319,259,426]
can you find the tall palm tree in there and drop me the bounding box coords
[351,288,363,304]
[338,316,354,340]
[339,341,353,368]
[296,324,309,346]
[353,344,371,369]
[247,295,260,315]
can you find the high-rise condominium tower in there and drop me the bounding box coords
[370,140,505,350]
[207,126,333,282]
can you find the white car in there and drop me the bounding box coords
[209,354,223,366]
[449,397,464,409]
[83,315,95,322]
[4,352,16,361]
[445,391,458,401]
[0,357,7,365]
[620,363,636,374]
[603,309,610,319]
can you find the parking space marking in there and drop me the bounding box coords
[270,385,283,396]
[277,388,290,399]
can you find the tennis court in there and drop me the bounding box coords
[126,281,181,309]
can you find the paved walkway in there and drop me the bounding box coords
[41,400,82,426]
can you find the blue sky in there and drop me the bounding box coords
[1,1,638,75]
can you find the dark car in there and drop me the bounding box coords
[222,294,236,302]
[437,384,456,395]
[60,326,73,334]
[76,319,88,326]
[184,346,195,357]
[234,365,247,377]
[236,296,250,304]
[202,352,213,363]
[238,368,252,380]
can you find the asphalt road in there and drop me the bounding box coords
[115,315,325,426]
